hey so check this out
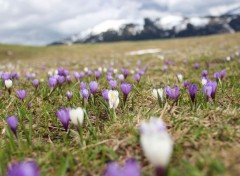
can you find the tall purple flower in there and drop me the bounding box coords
[104,159,140,176]
[188,84,198,102]
[32,79,39,89]
[66,91,72,101]
[81,88,89,100]
[89,81,98,95]
[165,86,180,101]
[120,83,132,103]
[102,89,109,102]
[220,70,226,80]
[109,80,118,89]
[48,77,57,88]
[79,71,85,79]
[7,160,40,176]
[17,90,27,101]
[6,116,18,136]
[56,108,70,131]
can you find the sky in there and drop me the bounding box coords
[0,0,240,45]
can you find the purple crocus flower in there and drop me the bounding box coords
[6,116,18,136]
[73,72,80,81]
[79,71,85,79]
[214,72,220,80]
[1,72,11,81]
[165,86,180,101]
[203,84,212,101]
[102,89,109,102]
[202,70,208,77]
[48,77,57,88]
[120,83,132,103]
[137,61,141,67]
[109,80,118,89]
[220,70,226,80]
[66,91,72,101]
[134,74,141,83]
[162,65,168,71]
[183,81,189,88]
[194,63,200,69]
[57,68,65,76]
[121,68,129,78]
[80,81,87,89]
[56,108,70,131]
[104,159,140,176]
[32,79,39,89]
[89,81,98,95]
[81,88,89,100]
[17,90,26,101]
[188,84,198,102]
[95,70,102,80]
[7,160,40,176]
[66,75,71,84]
[58,76,65,86]
[87,70,92,76]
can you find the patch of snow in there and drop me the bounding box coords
[126,49,161,56]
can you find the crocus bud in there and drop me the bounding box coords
[183,81,189,88]
[80,81,87,89]
[104,159,140,176]
[17,90,27,101]
[69,107,84,126]
[94,70,102,80]
[5,79,13,89]
[58,76,65,86]
[89,81,98,95]
[56,108,70,131]
[6,116,18,136]
[118,74,124,82]
[66,91,72,101]
[108,90,119,109]
[7,160,40,176]
[140,117,173,174]
[201,77,208,86]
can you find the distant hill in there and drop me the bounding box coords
[49,7,240,46]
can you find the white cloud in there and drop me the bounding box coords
[0,0,239,45]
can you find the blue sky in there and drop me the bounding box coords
[0,0,239,45]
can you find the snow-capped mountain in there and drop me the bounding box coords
[49,7,240,45]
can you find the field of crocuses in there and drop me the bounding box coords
[0,33,240,176]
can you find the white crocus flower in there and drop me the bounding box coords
[69,107,84,126]
[108,90,119,109]
[152,88,164,102]
[103,67,108,73]
[98,67,103,72]
[130,70,135,74]
[113,69,118,74]
[47,70,53,77]
[118,74,124,81]
[5,79,13,89]
[177,74,183,82]
[140,117,173,167]
[84,67,89,72]
[201,77,207,86]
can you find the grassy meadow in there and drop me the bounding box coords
[0,33,240,176]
